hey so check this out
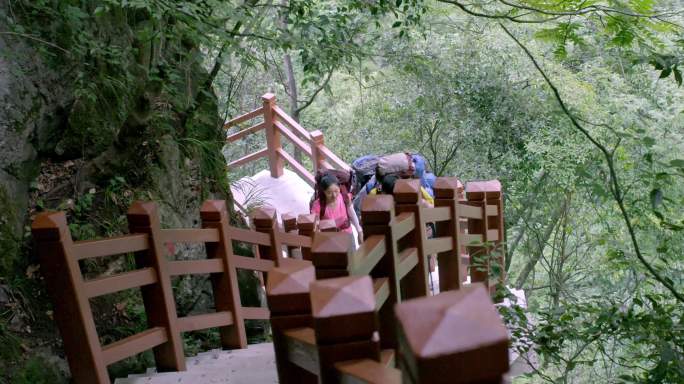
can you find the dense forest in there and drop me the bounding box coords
[0,0,683,383]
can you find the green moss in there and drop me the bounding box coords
[0,186,20,276]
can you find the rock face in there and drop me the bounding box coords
[0,2,228,269]
[0,8,70,268]
[0,3,255,381]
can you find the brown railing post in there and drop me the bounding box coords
[297,213,316,261]
[395,284,510,384]
[266,259,318,384]
[263,93,284,178]
[126,202,186,372]
[310,275,381,383]
[433,177,463,292]
[464,194,489,289]
[319,218,338,232]
[393,179,429,299]
[252,207,284,267]
[361,195,399,349]
[310,130,325,175]
[311,231,354,279]
[282,212,300,259]
[466,181,505,298]
[32,212,110,384]
[200,200,247,349]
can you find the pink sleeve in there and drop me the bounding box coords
[311,199,321,216]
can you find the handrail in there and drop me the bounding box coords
[161,228,220,243]
[101,327,168,366]
[277,148,316,186]
[350,235,386,275]
[227,148,269,168]
[167,259,224,276]
[83,268,158,298]
[273,105,313,140]
[72,234,149,260]
[274,120,313,157]
[422,205,451,223]
[224,107,264,128]
[177,311,234,333]
[319,145,351,171]
[225,93,351,182]
[226,121,266,142]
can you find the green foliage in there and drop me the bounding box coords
[12,357,66,384]
[3,0,683,382]
[0,187,20,277]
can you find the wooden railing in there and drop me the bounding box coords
[33,88,508,383]
[32,175,504,383]
[267,178,508,383]
[31,200,312,384]
[225,93,350,186]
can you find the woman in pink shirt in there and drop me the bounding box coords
[311,174,363,244]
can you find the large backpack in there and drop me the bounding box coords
[377,152,415,178]
[411,153,428,180]
[351,155,379,195]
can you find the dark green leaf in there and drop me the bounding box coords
[669,159,684,168]
[650,188,663,209]
[642,136,656,146]
[659,68,671,79]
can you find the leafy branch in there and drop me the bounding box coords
[499,23,684,304]
[436,0,684,25]
[0,31,69,53]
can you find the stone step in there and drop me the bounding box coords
[114,343,277,384]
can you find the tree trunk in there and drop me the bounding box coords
[283,52,303,163]
[514,198,566,290]
[506,171,548,271]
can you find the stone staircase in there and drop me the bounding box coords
[114,343,277,384]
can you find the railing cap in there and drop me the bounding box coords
[393,179,421,204]
[466,180,502,200]
[281,212,297,222]
[312,231,354,255]
[251,207,277,228]
[311,231,354,269]
[266,259,315,296]
[127,201,159,227]
[281,212,297,231]
[433,177,464,199]
[395,284,509,382]
[199,200,228,221]
[297,213,316,231]
[310,129,324,144]
[318,219,338,232]
[262,93,276,103]
[31,211,69,241]
[361,195,395,224]
[310,276,375,318]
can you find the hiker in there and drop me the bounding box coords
[311,173,363,244]
[369,174,434,208]
[372,173,437,291]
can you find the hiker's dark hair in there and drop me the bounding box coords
[380,174,399,195]
[320,174,339,193]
